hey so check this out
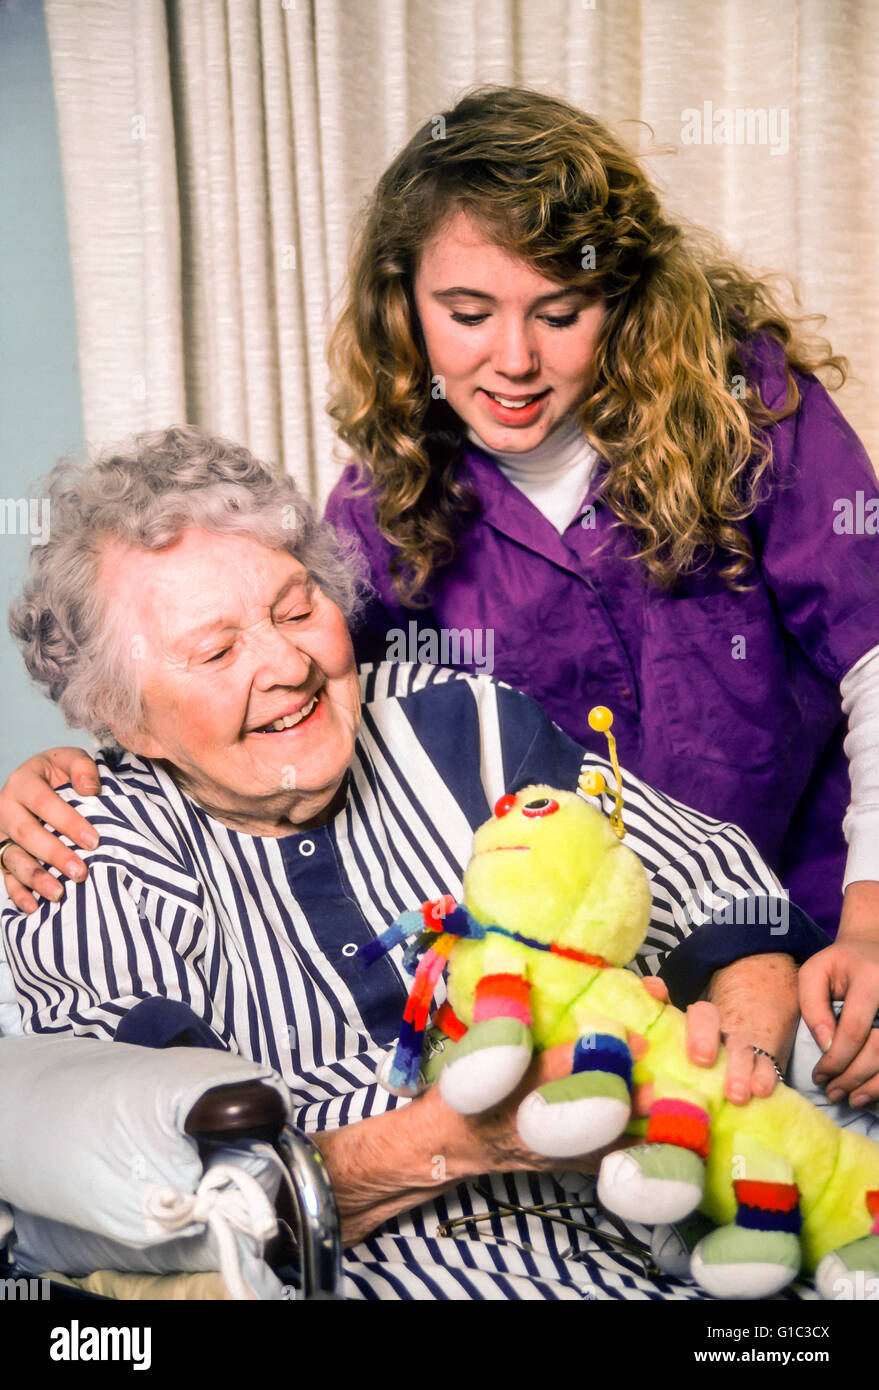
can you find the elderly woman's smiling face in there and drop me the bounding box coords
[98,528,362,833]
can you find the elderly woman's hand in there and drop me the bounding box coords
[702,952,799,1099]
[439,979,776,1183]
[315,975,778,1248]
[317,1035,648,1247]
[0,748,101,913]
[644,973,785,1104]
[428,1034,647,1183]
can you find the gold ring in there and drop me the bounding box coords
[0,838,16,874]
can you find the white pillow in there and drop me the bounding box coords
[8,1144,287,1300]
[0,1035,292,1298]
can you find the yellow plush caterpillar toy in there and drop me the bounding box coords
[361,708,879,1300]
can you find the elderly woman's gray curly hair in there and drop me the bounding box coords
[9,425,369,745]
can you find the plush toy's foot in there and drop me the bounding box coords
[651,1212,716,1281]
[375,1023,454,1097]
[439,1017,532,1114]
[516,1070,631,1158]
[814,1235,879,1300]
[598,1143,704,1224]
[691,1225,800,1299]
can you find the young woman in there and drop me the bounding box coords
[3,87,879,1106]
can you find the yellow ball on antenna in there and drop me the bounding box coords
[588,706,614,733]
[580,770,606,796]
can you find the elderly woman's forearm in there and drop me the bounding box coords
[312,1090,474,1246]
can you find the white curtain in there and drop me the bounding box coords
[44,0,879,505]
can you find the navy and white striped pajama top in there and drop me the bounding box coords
[1,663,826,1300]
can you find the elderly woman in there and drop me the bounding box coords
[1,426,823,1300]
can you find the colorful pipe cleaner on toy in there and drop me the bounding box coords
[433,1000,467,1042]
[361,902,485,1090]
[358,900,473,969]
[360,898,613,1091]
[360,901,610,970]
[390,933,458,1091]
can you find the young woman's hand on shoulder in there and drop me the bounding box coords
[0,748,102,912]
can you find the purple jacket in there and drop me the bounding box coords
[325,336,879,938]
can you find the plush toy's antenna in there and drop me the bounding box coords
[579,706,626,839]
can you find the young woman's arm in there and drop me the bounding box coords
[801,880,879,1108]
[799,650,879,1106]
[0,748,102,911]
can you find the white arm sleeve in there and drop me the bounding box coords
[840,643,879,889]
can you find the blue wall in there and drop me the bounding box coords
[0,0,89,785]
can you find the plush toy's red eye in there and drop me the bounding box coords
[522,797,559,818]
[494,794,517,818]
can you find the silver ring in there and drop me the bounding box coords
[752,1044,785,1082]
[0,838,15,874]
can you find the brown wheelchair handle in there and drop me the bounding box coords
[184,1080,288,1136]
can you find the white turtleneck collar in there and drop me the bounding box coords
[467,416,599,533]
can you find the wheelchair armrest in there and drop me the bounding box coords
[184,1080,343,1300]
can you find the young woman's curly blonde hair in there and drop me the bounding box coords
[328,85,846,604]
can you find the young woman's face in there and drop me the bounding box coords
[413,210,605,452]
